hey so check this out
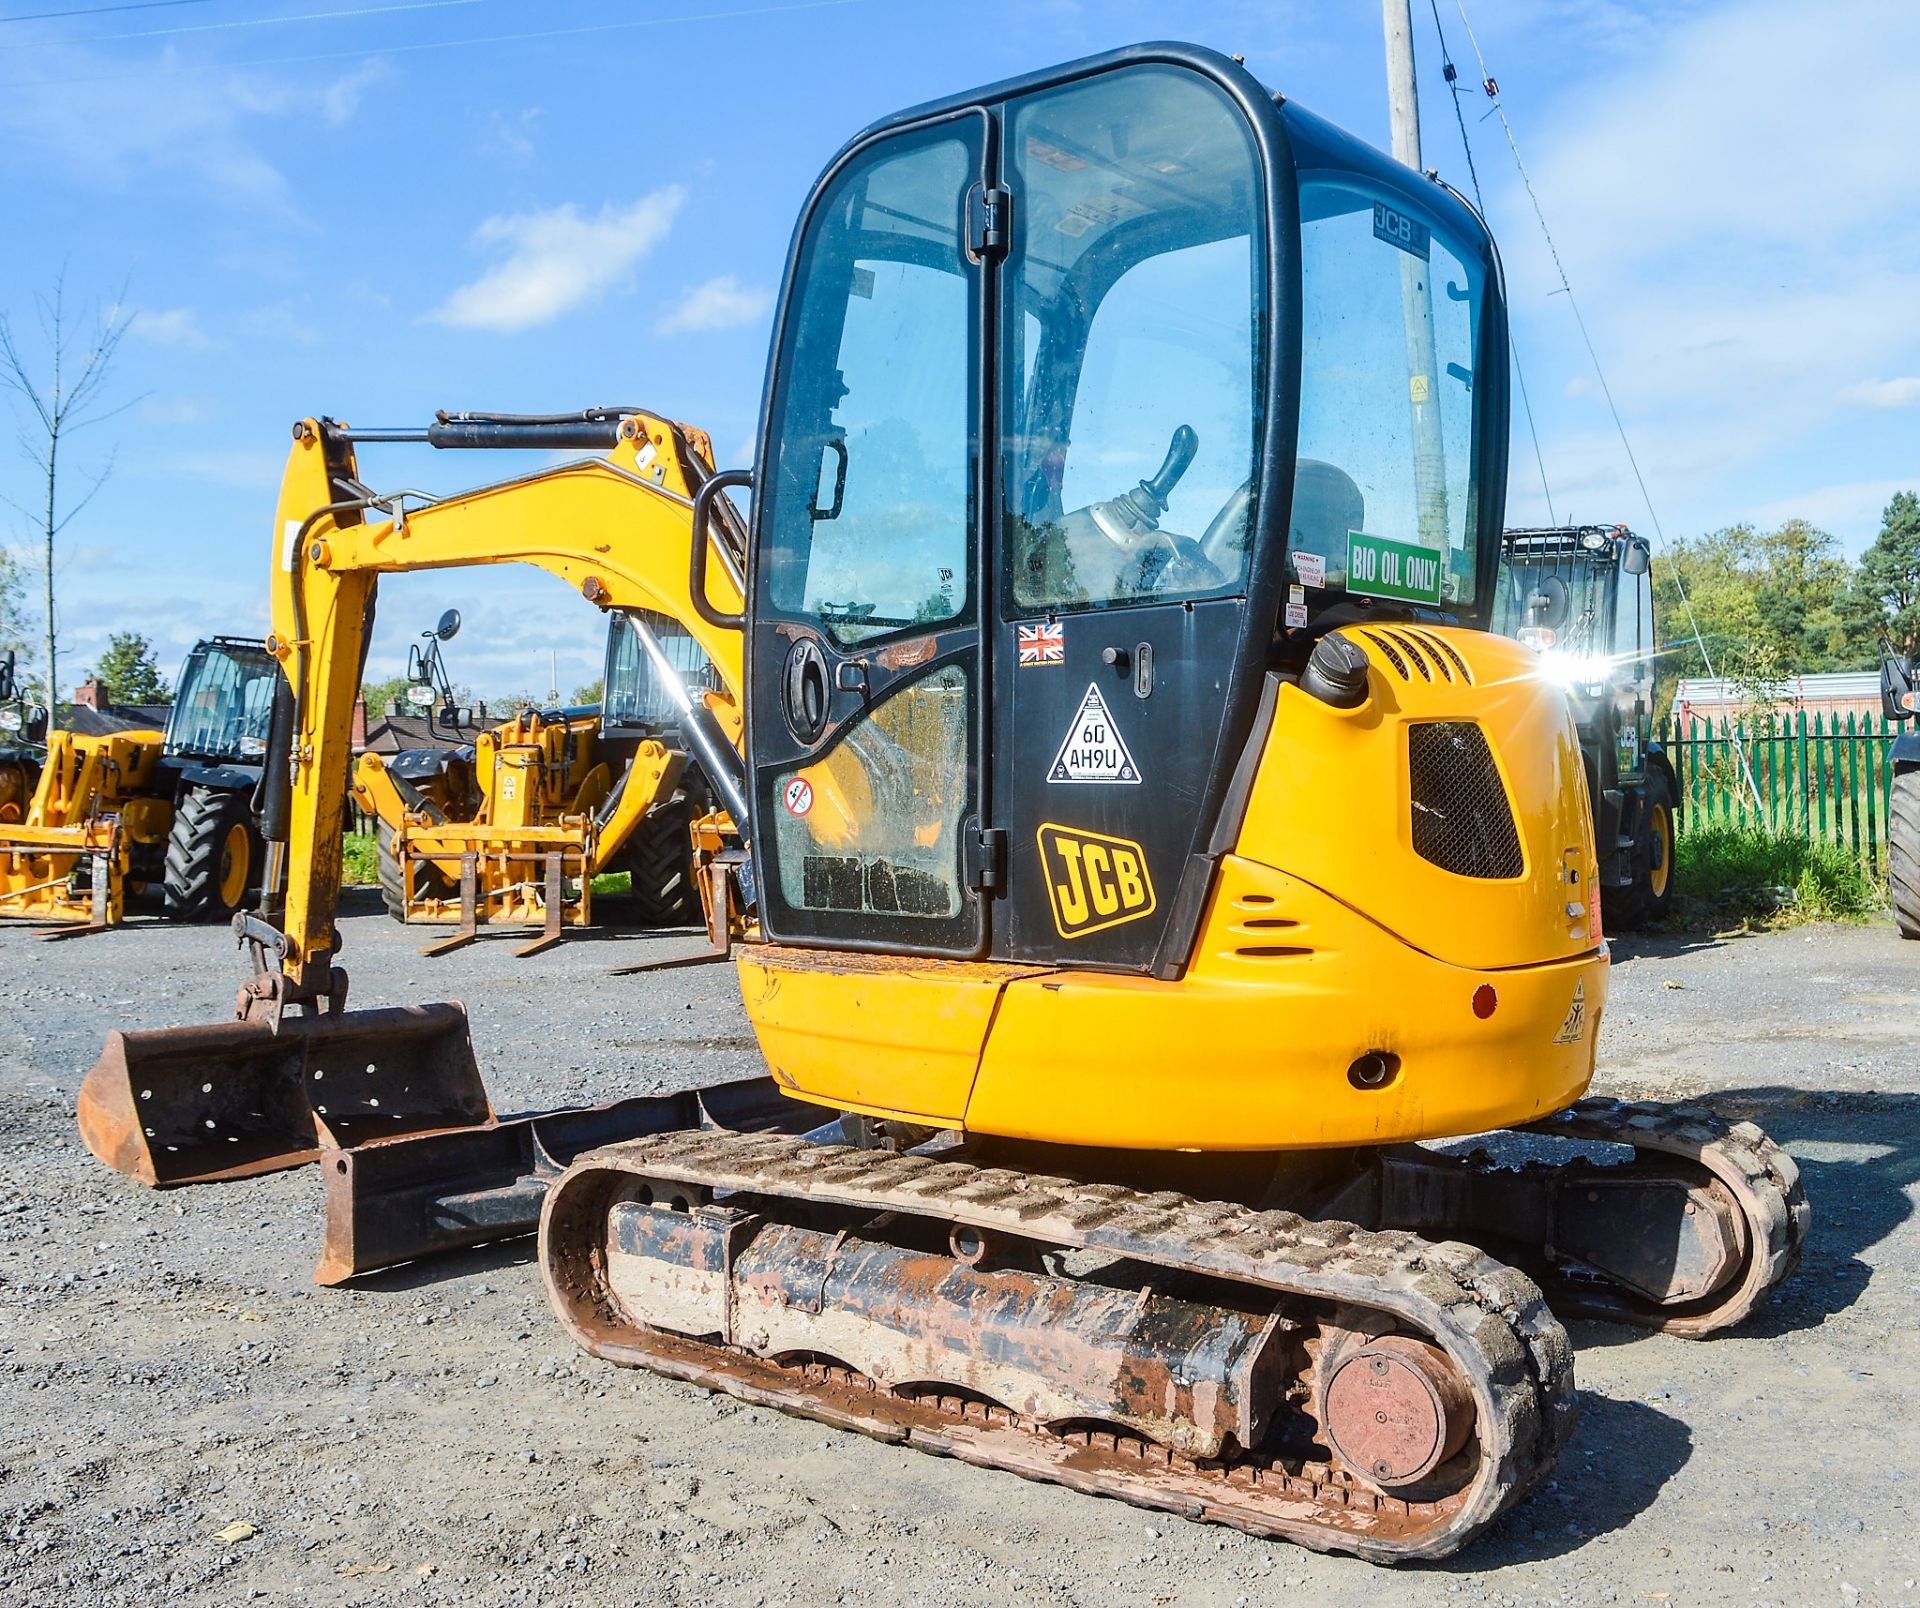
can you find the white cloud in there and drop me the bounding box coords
[1745,481,1918,549]
[654,275,773,337]
[1488,0,1920,540]
[1839,377,1920,411]
[128,307,211,348]
[321,59,393,128]
[238,301,321,347]
[138,397,206,426]
[427,189,685,334]
[0,46,294,208]
[481,107,543,166]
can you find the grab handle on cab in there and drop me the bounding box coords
[690,468,752,631]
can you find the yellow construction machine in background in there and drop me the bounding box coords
[354,608,732,953]
[0,637,278,932]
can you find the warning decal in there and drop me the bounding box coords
[1047,683,1140,785]
[782,777,813,817]
[1551,979,1587,1045]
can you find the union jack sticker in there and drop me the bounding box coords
[1017,620,1064,667]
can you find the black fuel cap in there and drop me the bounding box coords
[1300,634,1371,709]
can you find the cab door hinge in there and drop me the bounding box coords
[967,826,1008,892]
[966,185,1011,261]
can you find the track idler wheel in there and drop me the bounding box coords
[1317,1333,1474,1490]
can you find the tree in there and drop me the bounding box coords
[571,677,605,704]
[1651,518,1882,721]
[1855,491,1920,655]
[94,630,169,703]
[0,271,135,712]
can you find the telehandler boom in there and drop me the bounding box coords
[81,44,1804,1561]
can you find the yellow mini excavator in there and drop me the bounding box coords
[80,45,1805,1561]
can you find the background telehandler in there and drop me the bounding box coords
[1496,524,1678,925]
[356,605,728,949]
[1875,640,1920,934]
[0,649,48,827]
[79,44,1805,1562]
[0,634,279,931]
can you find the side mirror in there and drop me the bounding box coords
[0,651,14,704]
[436,608,462,642]
[1622,541,1651,577]
[1881,650,1918,722]
[25,707,48,744]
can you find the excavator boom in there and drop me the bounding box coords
[77,409,749,1185]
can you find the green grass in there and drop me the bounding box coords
[590,870,631,897]
[341,831,379,886]
[1673,823,1884,927]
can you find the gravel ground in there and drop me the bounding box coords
[2,899,1917,1607]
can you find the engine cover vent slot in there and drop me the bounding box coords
[1408,723,1523,879]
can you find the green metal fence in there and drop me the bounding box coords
[1665,710,1899,868]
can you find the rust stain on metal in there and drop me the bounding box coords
[874,636,937,672]
[76,1003,492,1188]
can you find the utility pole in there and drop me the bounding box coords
[1381,0,1453,557]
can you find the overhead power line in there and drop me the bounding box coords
[0,0,490,49]
[0,0,863,83]
[1447,0,1763,811]
[1425,0,1555,525]
[1,0,206,21]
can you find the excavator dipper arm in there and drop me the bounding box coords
[77,410,749,1187]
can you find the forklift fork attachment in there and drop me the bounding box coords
[315,1075,812,1284]
[77,1003,493,1188]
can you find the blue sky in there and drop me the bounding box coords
[1,0,1912,701]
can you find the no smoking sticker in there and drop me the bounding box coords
[783,777,813,816]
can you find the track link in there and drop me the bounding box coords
[542,1129,1576,1561]
[1518,1096,1809,1336]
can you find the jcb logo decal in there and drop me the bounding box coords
[1037,823,1155,939]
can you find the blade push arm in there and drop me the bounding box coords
[264,412,746,995]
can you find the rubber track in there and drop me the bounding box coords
[1518,1096,1809,1337]
[1889,771,1920,938]
[542,1129,1577,1561]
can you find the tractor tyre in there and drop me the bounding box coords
[376,819,455,923]
[1889,769,1920,939]
[376,820,408,924]
[163,786,259,921]
[624,793,698,926]
[1610,769,1678,931]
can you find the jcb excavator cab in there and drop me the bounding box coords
[719,43,1601,1150]
[741,47,1515,973]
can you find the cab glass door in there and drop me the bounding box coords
[750,119,986,953]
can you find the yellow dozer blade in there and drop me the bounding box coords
[77,1003,491,1187]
